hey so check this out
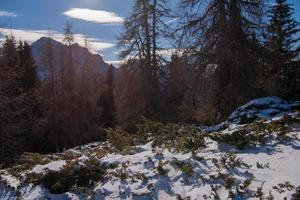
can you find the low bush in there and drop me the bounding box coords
[171,160,194,176]
[138,118,205,152]
[211,129,256,150]
[106,118,205,153]
[211,116,296,149]
[218,172,236,190]
[106,128,146,154]
[219,153,251,169]
[292,186,300,200]
[19,152,51,166]
[157,161,168,176]
[3,152,52,179]
[31,159,106,194]
[112,168,128,181]
[255,182,265,199]
[272,181,295,194]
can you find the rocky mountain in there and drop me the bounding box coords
[31,37,111,79]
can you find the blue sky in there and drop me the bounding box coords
[0,0,299,65]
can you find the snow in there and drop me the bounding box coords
[0,96,300,199]
[0,174,20,190]
[239,143,300,199]
[2,137,300,199]
[227,96,299,124]
[31,160,67,174]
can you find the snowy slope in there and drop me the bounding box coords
[0,97,300,200]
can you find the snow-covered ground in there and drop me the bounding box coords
[1,97,300,200]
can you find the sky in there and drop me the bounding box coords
[0,0,300,65]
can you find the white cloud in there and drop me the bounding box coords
[0,28,115,53]
[63,8,124,25]
[105,60,125,67]
[0,10,18,17]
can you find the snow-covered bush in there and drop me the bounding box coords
[211,113,299,149]
[219,153,251,169]
[156,161,168,176]
[211,127,266,150]
[31,159,106,194]
[170,159,194,176]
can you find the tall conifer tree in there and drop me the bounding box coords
[266,0,300,98]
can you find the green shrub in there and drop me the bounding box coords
[172,160,194,176]
[256,162,270,169]
[211,121,271,149]
[240,178,252,191]
[106,118,205,153]
[76,159,106,187]
[266,191,275,200]
[292,186,300,200]
[106,128,134,152]
[177,131,205,153]
[138,118,205,152]
[179,164,193,176]
[218,172,236,190]
[32,159,106,194]
[209,185,221,199]
[19,152,51,166]
[50,180,67,194]
[112,168,128,181]
[267,119,291,141]
[37,168,72,194]
[176,194,192,200]
[157,161,168,176]
[219,153,251,169]
[272,181,295,194]
[211,116,298,149]
[211,129,252,150]
[106,128,146,154]
[4,152,52,179]
[255,182,265,199]
[82,147,111,159]
[251,116,297,142]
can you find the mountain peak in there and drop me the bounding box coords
[31,37,111,78]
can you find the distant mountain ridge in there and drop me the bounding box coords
[31,37,111,79]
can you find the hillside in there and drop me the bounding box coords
[0,97,300,200]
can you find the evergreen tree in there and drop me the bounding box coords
[17,41,42,153]
[166,54,190,122]
[0,36,22,162]
[177,0,265,119]
[117,0,171,121]
[63,23,75,92]
[44,34,59,152]
[98,65,116,128]
[265,0,300,98]
[60,23,78,149]
[18,41,39,91]
[115,62,148,131]
[0,37,40,162]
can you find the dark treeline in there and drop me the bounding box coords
[116,0,300,128]
[0,26,116,163]
[0,0,299,163]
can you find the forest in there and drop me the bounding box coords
[0,0,299,163]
